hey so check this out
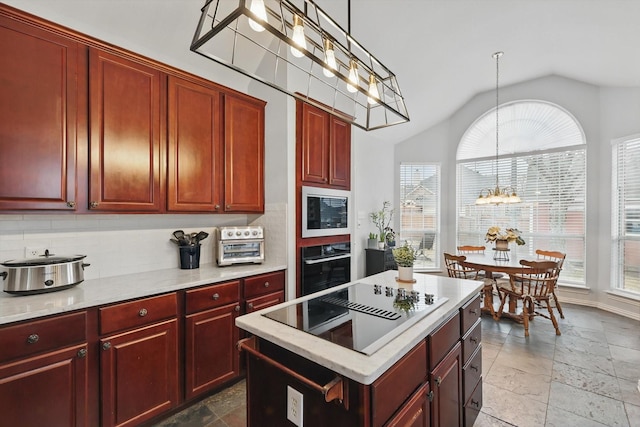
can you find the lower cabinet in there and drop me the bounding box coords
[430,342,462,427]
[0,344,89,427]
[386,383,431,427]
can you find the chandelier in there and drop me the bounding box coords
[190,0,409,131]
[475,52,521,205]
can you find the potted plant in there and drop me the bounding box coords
[392,242,416,282]
[485,226,525,259]
[370,201,393,249]
[367,233,378,249]
[384,227,396,247]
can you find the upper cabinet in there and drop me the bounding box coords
[167,76,223,213]
[0,16,79,210]
[88,48,163,212]
[223,94,266,213]
[299,102,351,190]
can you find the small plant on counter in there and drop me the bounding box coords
[370,201,394,242]
[368,232,378,240]
[392,242,416,267]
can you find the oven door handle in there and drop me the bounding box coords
[304,254,351,265]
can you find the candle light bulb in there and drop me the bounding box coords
[323,39,337,77]
[367,75,380,105]
[347,60,358,93]
[248,0,268,32]
[290,15,306,58]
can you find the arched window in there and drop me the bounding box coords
[456,100,586,285]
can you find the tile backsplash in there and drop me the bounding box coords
[0,203,287,280]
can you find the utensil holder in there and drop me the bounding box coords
[179,245,201,269]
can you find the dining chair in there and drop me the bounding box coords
[456,245,504,280]
[445,253,497,317]
[495,260,562,337]
[535,249,567,319]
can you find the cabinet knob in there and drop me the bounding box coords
[138,308,148,317]
[264,281,270,288]
[435,376,442,386]
[226,205,231,210]
[89,201,99,209]
[212,293,220,300]
[102,342,111,351]
[235,305,241,312]
[26,334,39,344]
[214,204,220,210]
[66,201,76,208]
[248,303,254,310]
[77,348,87,358]
[470,336,478,344]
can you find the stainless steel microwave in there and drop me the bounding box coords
[301,186,351,238]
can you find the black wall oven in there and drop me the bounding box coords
[300,242,351,330]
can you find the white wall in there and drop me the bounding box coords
[393,74,640,319]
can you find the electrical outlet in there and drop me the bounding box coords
[286,385,303,427]
[25,247,46,258]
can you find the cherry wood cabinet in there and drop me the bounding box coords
[0,311,90,427]
[223,94,266,213]
[167,76,223,212]
[98,294,179,427]
[0,14,80,211]
[184,280,241,399]
[386,383,431,427]
[298,101,351,190]
[430,342,462,427]
[88,47,163,212]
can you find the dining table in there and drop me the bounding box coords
[460,251,533,321]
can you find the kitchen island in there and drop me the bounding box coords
[236,270,484,427]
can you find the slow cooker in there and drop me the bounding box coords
[0,252,90,295]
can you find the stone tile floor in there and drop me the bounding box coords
[155,303,640,427]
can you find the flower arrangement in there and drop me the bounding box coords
[370,201,394,242]
[485,226,525,245]
[392,242,416,267]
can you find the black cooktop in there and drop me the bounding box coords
[262,282,447,355]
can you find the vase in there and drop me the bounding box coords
[493,239,509,260]
[495,239,509,250]
[398,266,414,282]
[378,241,385,249]
[368,238,378,249]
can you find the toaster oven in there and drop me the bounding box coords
[216,226,265,266]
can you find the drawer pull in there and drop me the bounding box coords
[470,336,478,344]
[235,305,241,312]
[26,334,39,344]
[138,308,148,317]
[470,309,478,315]
[248,303,254,310]
[102,342,111,351]
[264,281,270,288]
[77,348,87,358]
[470,364,479,372]
[212,293,220,300]
[471,399,480,408]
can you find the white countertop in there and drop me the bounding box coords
[0,261,286,326]
[235,270,482,385]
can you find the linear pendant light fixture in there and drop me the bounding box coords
[475,52,522,205]
[191,0,409,131]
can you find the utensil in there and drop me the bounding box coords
[195,231,209,243]
[173,230,185,240]
[170,238,180,245]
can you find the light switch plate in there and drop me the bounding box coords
[286,385,303,427]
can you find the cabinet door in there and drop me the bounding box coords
[430,342,462,427]
[167,76,223,212]
[100,319,178,427]
[300,102,329,185]
[0,16,78,210]
[0,344,88,427]
[223,94,265,212]
[184,303,240,399]
[385,383,430,427]
[328,115,351,189]
[89,48,162,212]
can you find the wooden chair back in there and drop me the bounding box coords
[457,245,486,254]
[510,260,561,298]
[444,253,478,280]
[535,249,566,269]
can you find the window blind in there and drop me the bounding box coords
[457,147,586,285]
[399,163,440,270]
[613,137,640,294]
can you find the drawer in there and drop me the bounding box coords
[100,293,177,335]
[460,295,481,335]
[186,280,240,315]
[246,291,284,313]
[0,311,86,364]
[371,340,427,427]
[463,344,482,403]
[462,319,481,365]
[244,271,284,299]
[428,311,460,367]
[464,379,482,427]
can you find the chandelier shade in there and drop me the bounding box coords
[190,0,409,131]
[475,51,522,205]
